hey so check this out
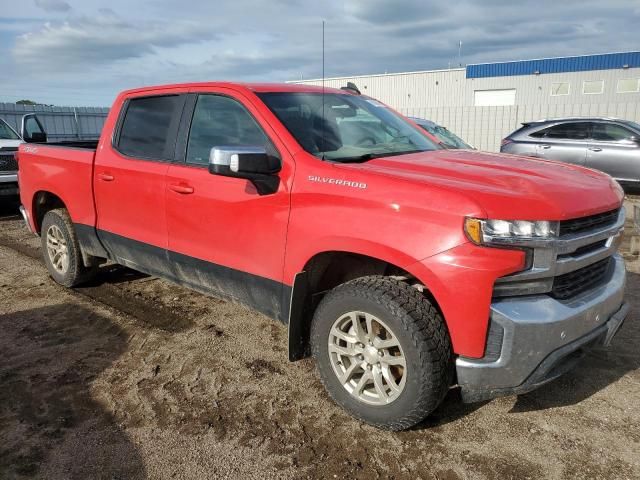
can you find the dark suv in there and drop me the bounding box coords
[501,117,640,191]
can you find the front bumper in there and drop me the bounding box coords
[456,254,628,402]
[0,174,18,196]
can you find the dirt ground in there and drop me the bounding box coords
[0,199,639,480]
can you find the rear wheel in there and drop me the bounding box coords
[41,208,96,287]
[311,276,453,431]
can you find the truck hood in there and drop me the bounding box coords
[344,150,623,220]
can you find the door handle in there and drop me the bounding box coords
[97,173,114,181]
[589,147,603,152]
[541,144,551,149]
[169,183,194,194]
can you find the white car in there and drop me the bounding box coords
[0,115,46,198]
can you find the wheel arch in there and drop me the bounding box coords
[31,190,68,234]
[287,250,445,361]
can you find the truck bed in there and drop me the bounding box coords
[45,140,99,149]
[18,142,98,231]
[33,140,99,150]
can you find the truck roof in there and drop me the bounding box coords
[120,82,348,96]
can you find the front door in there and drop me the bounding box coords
[587,122,640,184]
[165,90,293,320]
[94,92,187,273]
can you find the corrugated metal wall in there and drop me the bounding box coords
[294,67,640,108]
[295,69,467,109]
[403,102,640,152]
[292,64,640,152]
[0,103,109,141]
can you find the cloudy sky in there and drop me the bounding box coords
[0,0,638,106]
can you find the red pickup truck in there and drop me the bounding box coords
[18,82,629,430]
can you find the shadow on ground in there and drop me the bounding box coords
[0,304,145,479]
[0,199,20,220]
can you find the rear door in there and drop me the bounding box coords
[94,91,187,273]
[164,88,293,320]
[587,122,640,184]
[530,122,590,165]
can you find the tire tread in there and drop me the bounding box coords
[41,208,96,287]
[311,275,453,431]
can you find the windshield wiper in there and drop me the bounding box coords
[331,149,429,163]
[332,153,378,163]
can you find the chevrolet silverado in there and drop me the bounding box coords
[18,83,629,430]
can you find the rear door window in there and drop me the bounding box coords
[117,95,185,160]
[531,122,590,140]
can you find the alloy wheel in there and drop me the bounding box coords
[328,311,406,405]
[46,224,69,273]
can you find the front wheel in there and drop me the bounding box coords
[311,276,453,431]
[41,208,96,287]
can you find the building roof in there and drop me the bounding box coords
[290,51,640,84]
[466,51,640,79]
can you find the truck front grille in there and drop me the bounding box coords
[550,257,612,300]
[493,208,624,300]
[0,150,18,173]
[559,209,619,236]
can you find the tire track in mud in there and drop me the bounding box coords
[0,233,194,332]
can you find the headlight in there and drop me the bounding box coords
[464,218,559,245]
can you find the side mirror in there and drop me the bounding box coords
[209,146,281,195]
[21,114,47,143]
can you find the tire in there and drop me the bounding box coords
[41,208,96,287]
[311,275,452,431]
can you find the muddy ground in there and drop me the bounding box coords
[0,199,639,480]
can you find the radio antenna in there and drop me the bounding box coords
[321,19,326,159]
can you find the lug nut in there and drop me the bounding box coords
[367,364,372,370]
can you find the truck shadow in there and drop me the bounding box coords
[510,271,640,412]
[413,388,489,430]
[0,199,20,220]
[0,304,146,479]
[90,263,149,285]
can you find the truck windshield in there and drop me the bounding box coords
[258,92,439,162]
[0,119,20,140]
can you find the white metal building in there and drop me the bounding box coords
[291,51,640,151]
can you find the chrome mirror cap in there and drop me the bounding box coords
[209,146,268,173]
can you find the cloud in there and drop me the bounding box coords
[1,0,639,106]
[34,0,71,13]
[344,0,445,25]
[13,12,213,70]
